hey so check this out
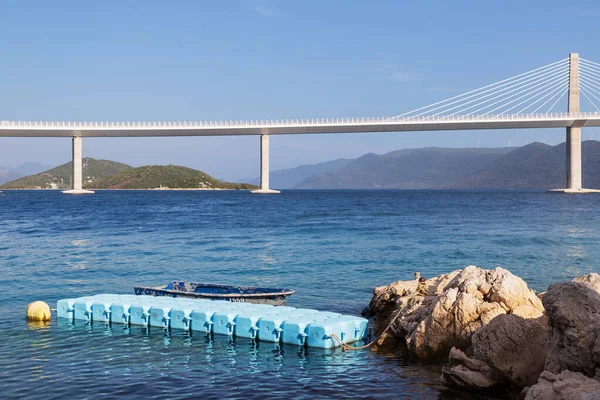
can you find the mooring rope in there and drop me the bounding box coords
[330,306,404,351]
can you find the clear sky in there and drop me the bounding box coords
[1,1,600,180]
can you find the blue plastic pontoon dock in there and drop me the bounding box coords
[57,294,368,349]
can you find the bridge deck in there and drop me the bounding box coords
[2,113,600,137]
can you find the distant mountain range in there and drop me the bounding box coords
[0,159,257,190]
[0,162,50,185]
[4,142,599,191]
[295,147,512,189]
[242,158,353,189]
[248,141,600,190]
[451,141,600,189]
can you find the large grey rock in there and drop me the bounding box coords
[543,282,600,377]
[440,347,498,390]
[473,314,547,387]
[525,370,600,400]
[440,314,547,390]
[365,266,543,360]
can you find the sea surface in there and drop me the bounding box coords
[1,189,599,399]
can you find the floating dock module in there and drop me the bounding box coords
[57,294,368,349]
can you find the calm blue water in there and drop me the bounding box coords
[1,190,599,399]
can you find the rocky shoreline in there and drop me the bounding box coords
[364,266,600,398]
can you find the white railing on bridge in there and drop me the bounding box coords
[2,112,600,130]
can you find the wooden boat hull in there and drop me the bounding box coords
[134,281,294,306]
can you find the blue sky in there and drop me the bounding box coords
[1,1,600,180]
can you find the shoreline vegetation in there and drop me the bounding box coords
[365,267,600,398]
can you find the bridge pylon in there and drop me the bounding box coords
[552,53,600,193]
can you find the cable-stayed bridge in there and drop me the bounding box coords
[1,53,599,194]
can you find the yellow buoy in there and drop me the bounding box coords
[26,301,51,321]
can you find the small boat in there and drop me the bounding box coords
[134,281,295,306]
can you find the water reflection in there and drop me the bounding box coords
[50,318,442,397]
[566,245,586,258]
[27,320,51,331]
[26,320,53,382]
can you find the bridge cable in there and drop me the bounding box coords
[408,62,568,118]
[396,59,568,117]
[515,80,568,115]
[579,66,600,82]
[578,72,600,95]
[545,87,569,114]
[579,82,600,107]
[465,72,567,116]
[458,71,568,116]
[580,86,600,112]
[430,66,568,117]
[389,58,568,119]
[533,85,568,114]
[492,75,569,115]
[581,58,600,70]
[579,76,600,94]
[580,79,600,98]
[516,81,569,114]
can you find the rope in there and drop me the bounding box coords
[330,306,405,351]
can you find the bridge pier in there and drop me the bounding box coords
[566,126,582,190]
[62,137,94,194]
[251,134,280,194]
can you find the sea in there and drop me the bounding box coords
[1,189,599,399]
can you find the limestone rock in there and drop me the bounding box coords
[525,370,600,400]
[543,282,600,377]
[573,273,600,295]
[440,314,547,390]
[512,304,544,319]
[365,266,544,360]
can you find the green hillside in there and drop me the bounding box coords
[0,158,132,189]
[90,165,257,190]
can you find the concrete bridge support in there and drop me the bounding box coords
[62,136,94,194]
[552,53,599,193]
[566,53,583,191]
[566,126,582,190]
[251,134,280,194]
